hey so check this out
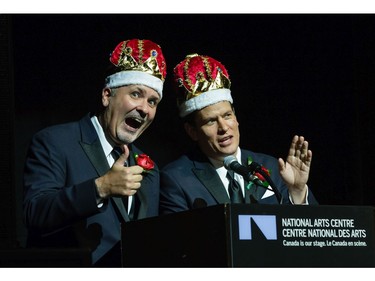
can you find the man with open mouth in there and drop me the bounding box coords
[23,39,167,267]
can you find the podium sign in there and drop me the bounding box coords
[121,204,375,267]
[230,204,375,267]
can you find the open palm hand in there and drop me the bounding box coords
[278,135,312,191]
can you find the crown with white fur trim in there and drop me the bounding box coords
[174,54,232,117]
[105,39,167,98]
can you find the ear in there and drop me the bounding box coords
[102,88,111,107]
[184,122,198,141]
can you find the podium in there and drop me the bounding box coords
[121,204,375,267]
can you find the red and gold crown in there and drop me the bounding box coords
[174,54,232,117]
[105,39,167,98]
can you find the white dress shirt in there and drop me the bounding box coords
[91,116,133,211]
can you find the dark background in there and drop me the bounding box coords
[1,14,374,249]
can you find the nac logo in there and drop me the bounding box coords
[238,215,277,240]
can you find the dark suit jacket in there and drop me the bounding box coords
[160,146,318,214]
[23,113,160,266]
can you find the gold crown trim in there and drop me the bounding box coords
[179,54,231,101]
[113,40,165,81]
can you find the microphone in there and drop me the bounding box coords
[223,155,263,186]
[223,155,283,204]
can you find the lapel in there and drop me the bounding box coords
[80,139,109,177]
[191,149,231,204]
[241,150,267,203]
[79,115,130,222]
[135,186,148,219]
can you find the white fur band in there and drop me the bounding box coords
[178,88,233,117]
[105,70,164,99]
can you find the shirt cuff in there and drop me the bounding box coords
[289,187,309,205]
[94,181,105,208]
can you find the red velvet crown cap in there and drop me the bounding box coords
[173,54,232,117]
[105,39,166,98]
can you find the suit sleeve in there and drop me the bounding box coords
[23,128,104,231]
[251,152,318,205]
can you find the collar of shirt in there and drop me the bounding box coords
[90,116,116,166]
[208,148,244,194]
[90,116,133,210]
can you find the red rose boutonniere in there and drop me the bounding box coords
[135,153,155,172]
[246,156,272,189]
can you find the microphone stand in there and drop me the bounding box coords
[248,162,283,204]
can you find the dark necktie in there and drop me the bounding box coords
[112,147,128,166]
[226,170,244,203]
[111,147,133,218]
